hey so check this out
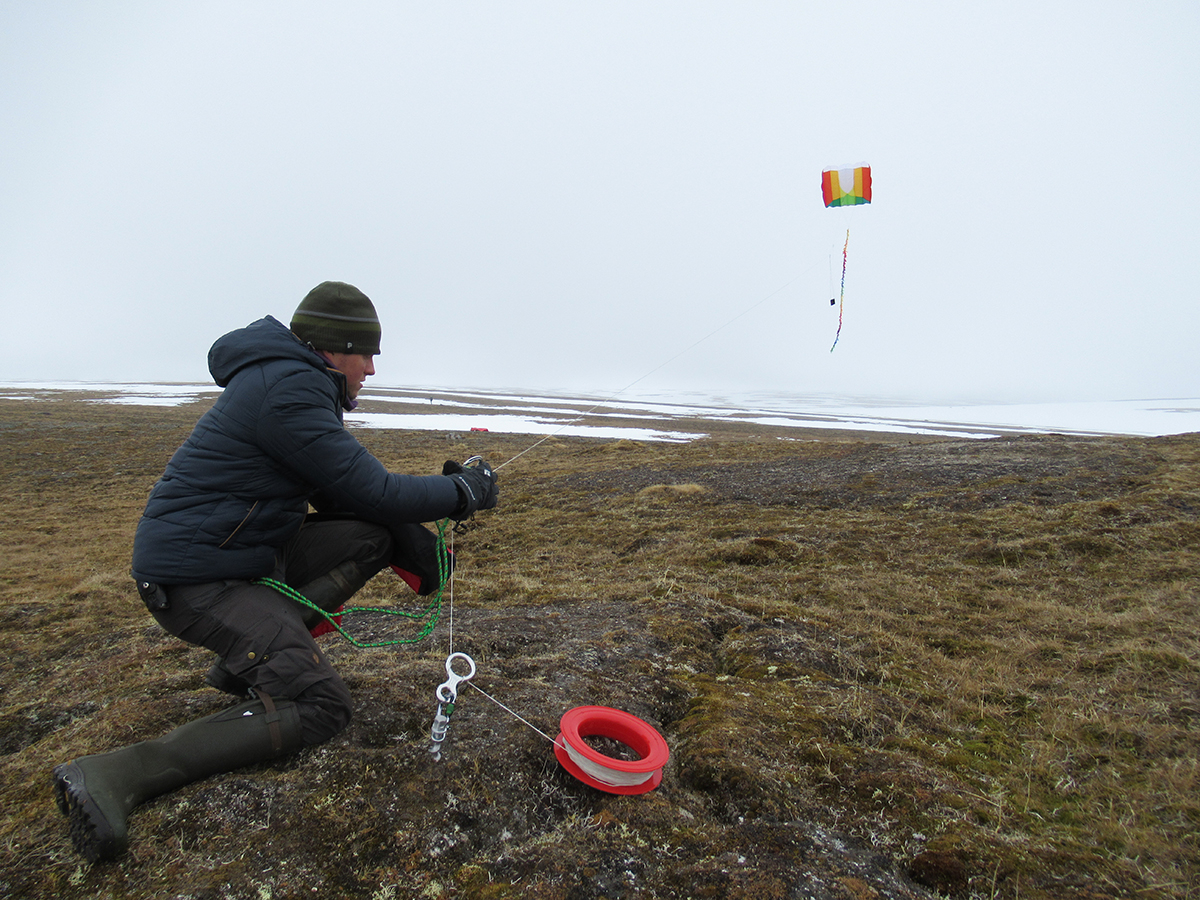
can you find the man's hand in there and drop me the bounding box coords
[443,458,498,520]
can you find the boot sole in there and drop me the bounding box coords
[52,763,125,863]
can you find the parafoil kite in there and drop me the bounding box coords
[823,164,871,351]
[822,164,872,207]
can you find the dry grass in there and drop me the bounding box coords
[0,395,1197,899]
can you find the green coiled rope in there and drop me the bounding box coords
[254,519,451,648]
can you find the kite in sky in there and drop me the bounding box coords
[823,164,871,351]
[822,164,872,207]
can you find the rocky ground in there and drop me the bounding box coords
[1,394,1197,899]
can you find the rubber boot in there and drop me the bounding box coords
[295,560,373,628]
[52,696,301,863]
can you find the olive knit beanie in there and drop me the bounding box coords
[290,281,382,355]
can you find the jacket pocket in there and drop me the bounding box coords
[224,616,284,680]
[218,500,260,548]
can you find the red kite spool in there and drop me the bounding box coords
[554,706,669,795]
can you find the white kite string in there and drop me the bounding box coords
[464,681,556,743]
[465,683,652,788]
[559,740,655,788]
[495,264,820,473]
[446,525,455,656]
[439,260,825,761]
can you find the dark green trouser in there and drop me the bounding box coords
[55,519,408,863]
[154,519,394,745]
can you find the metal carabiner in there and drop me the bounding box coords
[430,652,476,760]
[435,651,476,704]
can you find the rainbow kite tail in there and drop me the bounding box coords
[830,229,849,352]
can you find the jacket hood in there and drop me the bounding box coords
[208,316,325,388]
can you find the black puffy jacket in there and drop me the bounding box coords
[131,316,460,584]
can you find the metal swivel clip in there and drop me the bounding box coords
[429,652,476,761]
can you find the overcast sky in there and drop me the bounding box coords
[2,2,1196,405]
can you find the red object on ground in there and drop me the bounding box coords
[470,427,488,432]
[390,565,423,593]
[554,705,669,795]
[308,609,343,638]
[310,564,444,637]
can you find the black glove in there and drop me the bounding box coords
[443,458,498,520]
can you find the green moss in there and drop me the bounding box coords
[4,401,1198,899]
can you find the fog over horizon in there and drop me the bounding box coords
[2,3,1197,407]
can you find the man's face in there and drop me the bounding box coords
[324,352,376,400]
